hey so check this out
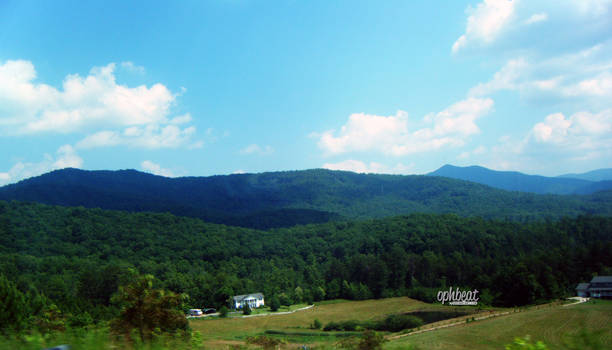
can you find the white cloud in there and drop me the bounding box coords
[572,0,612,16]
[317,98,494,156]
[458,145,487,159]
[322,160,413,174]
[469,43,612,106]
[53,145,83,169]
[0,60,201,149]
[531,110,612,147]
[563,71,612,97]
[76,124,198,149]
[452,0,517,53]
[120,61,145,74]
[469,58,528,96]
[0,145,83,185]
[452,1,612,54]
[523,12,548,25]
[141,160,175,177]
[239,144,274,155]
[482,109,612,174]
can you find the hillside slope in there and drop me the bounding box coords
[428,164,612,194]
[1,168,611,228]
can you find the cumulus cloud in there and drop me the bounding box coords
[469,43,612,107]
[0,145,83,185]
[141,160,175,177]
[452,0,517,53]
[0,60,200,149]
[482,109,612,173]
[452,1,612,53]
[317,98,493,156]
[531,110,612,148]
[322,160,413,174]
[239,144,274,155]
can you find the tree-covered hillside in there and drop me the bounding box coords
[1,168,611,229]
[428,164,612,194]
[0,200,610,325]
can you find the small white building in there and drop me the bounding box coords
[233,293,264,309]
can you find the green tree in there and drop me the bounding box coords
[219,305,228,318]
[269,295,281,312]
[358,330,387,350]
[111,273,188,342]
[0,275,28,334]
[243,303,252,315]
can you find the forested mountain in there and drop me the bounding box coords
[428,164,612,195]
[558,168,612,182]
[1,168,611,228]
[0,200,610,323]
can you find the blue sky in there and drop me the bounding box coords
[1,0,611,183]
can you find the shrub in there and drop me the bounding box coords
[375,314,424,332]
[312,318,322,329]
[269,295,281,312]
[242,303,252,315]
[246,335,284,350]
[324,321,341,331]
[219,306,228,318]
[358,330,387,350]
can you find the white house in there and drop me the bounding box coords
[232,293,264,309]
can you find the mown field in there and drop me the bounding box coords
[387,299,612,350]
[189,298,611,349]
[190,297,491,348]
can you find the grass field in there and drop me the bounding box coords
[387,299,612,350]
[190,298,611,349]
[191,298,426,344]
[190,297,490,348]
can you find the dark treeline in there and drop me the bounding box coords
[2,168,612,229]
[0,200,610,327]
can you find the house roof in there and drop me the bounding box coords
[590,276,612,283]
[233,293,264,302]
[576,283,590,290]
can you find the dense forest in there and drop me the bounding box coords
[1,168,612,229]
[1,200,610,331]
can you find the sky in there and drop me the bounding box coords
[0,0,611,184]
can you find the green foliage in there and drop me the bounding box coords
[0,274,28,334]
[0,199,610,329]
[269,295,281,312]
[505,336,549,350]
[312,318,322,329]
[2,168,611,230]
[376,314,423,332]
[246,334,284,349]
[358,330,387,350]
[110,273,188,342]
[242,303,252,315]
[218,305,228,318]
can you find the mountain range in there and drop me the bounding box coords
[428,164,612,195]
[1,167,611,229]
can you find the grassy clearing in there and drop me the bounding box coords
[387,299,612,350]
[190,297,429,343]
